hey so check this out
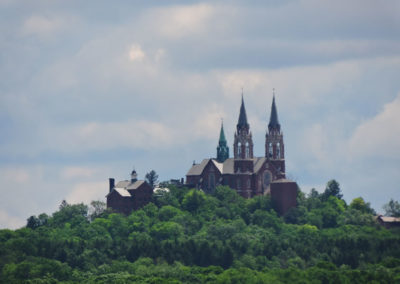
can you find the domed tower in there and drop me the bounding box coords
[216,121,229,163]
[234,95,254,160]
[265,94,285,175]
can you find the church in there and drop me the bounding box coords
[186,94,297,214]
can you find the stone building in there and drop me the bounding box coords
[186,94,297,214]
[106,170,153,215]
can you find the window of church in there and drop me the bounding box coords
[238,142,242,156]
[209,173,215,189]
[247,179,250,189]
[263,171,271,188]
[245,142,250,158]
[276,142,280,159]
[237,179,241,190]
[269,143,273,157]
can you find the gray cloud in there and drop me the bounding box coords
[1,1,400,229]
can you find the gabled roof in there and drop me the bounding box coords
[126,180,145,190]
[115,180,130,188]
[378,216,400,223]
[186,159,210,175]
[114,188,131,197]
[211,159,223,173]
[187,157,272,176]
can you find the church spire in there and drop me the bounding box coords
[216,120,229,163]
[219,121,227,144]
[265,91,285,162]
[234,94,253,159]
[268,94,281,133]
[237,94,249,129]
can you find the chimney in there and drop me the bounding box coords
[109,178,115,192]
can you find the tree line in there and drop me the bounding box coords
[1,180,399,283]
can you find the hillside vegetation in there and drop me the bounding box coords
[1,182,400,283]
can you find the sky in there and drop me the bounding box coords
[1,0,399,229]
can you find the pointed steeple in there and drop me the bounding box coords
[268,95,281,133]
[217,121,229,162]
[237,94,249,129]
[219,121,227,145]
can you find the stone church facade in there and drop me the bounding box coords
[186,94,297,214]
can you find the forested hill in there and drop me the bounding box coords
[1,183,400,283]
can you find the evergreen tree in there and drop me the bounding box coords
[145,170,159,188]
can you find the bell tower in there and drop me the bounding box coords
[265,92,285,174]
[234,95,254,160]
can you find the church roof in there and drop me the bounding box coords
[237,96,249,128]
[268,96,281,132]
[187,157,271,176]
[186,159,210,175]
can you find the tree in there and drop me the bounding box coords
[26,216,40,229]
[89,200,107,220]
[383,199,400,217]
[321,180,342,201]
[182,190,206,213]
[349,197,375,215]
[145,170,159,188]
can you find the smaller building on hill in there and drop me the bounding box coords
[107,170,153,215]
[376,215,400,229]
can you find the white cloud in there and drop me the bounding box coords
[66,181,108,205]
[152,4,214,38]
[348,92,400,160]
[129,44,145,62]
[21,15,65,36]
[193,104,227,140]
[0,209,25,230]
[51,119,174,153]
[1,168,30,184]
[61,167,97,180]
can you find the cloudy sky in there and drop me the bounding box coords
[1,0,399,229]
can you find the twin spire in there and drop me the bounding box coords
[217,90,282,162]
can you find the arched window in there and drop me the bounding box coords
[263,171,271,188]
[209,173,215,190]
[238,142,242,156]
[245,142,250,158]
[268,143,273,157]
[276,142,280,159]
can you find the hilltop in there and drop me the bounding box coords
[1,183,400,283]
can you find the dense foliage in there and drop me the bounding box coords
[1,182,399,283]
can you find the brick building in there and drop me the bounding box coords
[186,94,297,214]
[107,170,153,215]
